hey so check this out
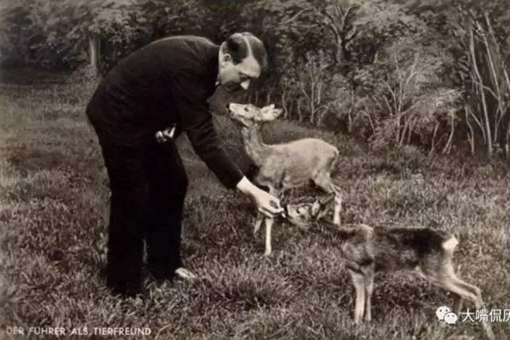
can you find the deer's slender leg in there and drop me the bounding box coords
[450,277,483,306]
[313,175,342,225]
[443,261,483,304]
[263,187,278,257]
[362,265,375,322]
[421,264,494,340]
[449,275,482,315]
[253,216,263,236]
[440,277,493,340]
[452,294,463,315]
[332,185,342,225]
[264,217,274,256]
[422,270,478,305]
[349,269,366,324]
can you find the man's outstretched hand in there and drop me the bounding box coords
[236,177,283,218]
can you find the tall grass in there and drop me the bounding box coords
[0,68,509,339]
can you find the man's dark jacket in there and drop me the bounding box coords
[86,36,244,189]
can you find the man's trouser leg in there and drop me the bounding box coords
[145,140,188,281]
[87,97,154,297]
[90,127,150,297]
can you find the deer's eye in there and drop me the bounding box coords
[244,107,249,112]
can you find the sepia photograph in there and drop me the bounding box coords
[0,0,509,339]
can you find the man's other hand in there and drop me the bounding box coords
[155,126,177,143]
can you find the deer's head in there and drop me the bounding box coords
[285,193,335,228]
[227,103,283,127]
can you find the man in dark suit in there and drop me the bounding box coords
[86,33,282,297]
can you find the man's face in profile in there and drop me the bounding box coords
[218,52,261,93]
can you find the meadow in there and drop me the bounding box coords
[0,68,509,340]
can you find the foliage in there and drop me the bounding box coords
[2,0,510,155]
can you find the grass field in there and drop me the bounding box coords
[1,68,509,340]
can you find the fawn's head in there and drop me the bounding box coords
[227,103,283,127]
[285,193,335,228]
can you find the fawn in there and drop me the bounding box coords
[227,103,342,256]
[283,193,494,340]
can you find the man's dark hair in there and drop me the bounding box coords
[223,32,267,70]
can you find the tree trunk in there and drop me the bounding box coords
[89,34,101,77]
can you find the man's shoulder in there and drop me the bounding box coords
[152,35,218,51]
[151,36,219,81]
[150,35,219,70]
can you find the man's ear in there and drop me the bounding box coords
[222,53,232,63]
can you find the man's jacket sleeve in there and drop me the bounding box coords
[170,71,244,189]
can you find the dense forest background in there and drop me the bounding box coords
[2,0,510,156]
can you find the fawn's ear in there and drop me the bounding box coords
[316,203,331,220]
[259,105,283,122]
[272,108,283,118]
[261,104,275,113]
[310,201,322,218]
[311,193,334,220]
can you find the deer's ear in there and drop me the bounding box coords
[311,194,334,220]
[310,201,322,218]
[316,203,331,220]
[260,107,283,122]
[272,108,283,118]
[261,104,275,113]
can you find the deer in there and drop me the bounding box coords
[227,103,342,256]
[283,193,495,340]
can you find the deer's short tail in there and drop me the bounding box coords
[442,236,459,252]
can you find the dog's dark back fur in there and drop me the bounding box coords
[371,227,451,271]
[284,198,494,339]
[309,220,452,273]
